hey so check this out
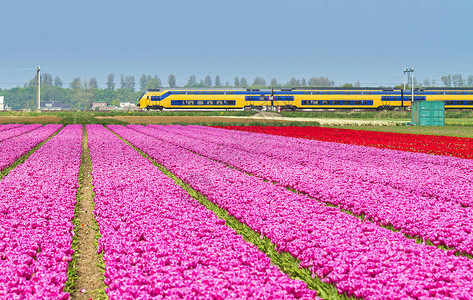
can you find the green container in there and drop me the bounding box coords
[411,101,445,126]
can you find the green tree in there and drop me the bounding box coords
[441,75,452,87]
[106,73,115,90]
[452,74,464,87]
[145,76,162,89]
[70,77,82,90]
[125,75,135,91]
[214,75,221,87]
[168,74,177,87]
[240,77,247,87]
[288,77,298,86]
[187,75,197,86]
[204,75,212,87]
[234,76,240,87]
[89,77,98,89]
[54,76,63,87]
[252,76,266,86]
[120,74,126,89]
[270,78,278,86]
[308,76,334,87]
[139,74,149,90]
[41,73,53,86]
[467,75,473,87]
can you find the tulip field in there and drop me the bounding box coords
[1,123,473,299]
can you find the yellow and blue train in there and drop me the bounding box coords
[137,87,473,110]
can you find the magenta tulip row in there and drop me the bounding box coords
[109,124,473,300]
[0,124,63,171]
[87,125,317,299]
[0,125,82,299]
[136,124,473,256]
[170,125,473,207]
[0,124,23,132]
[0,124,42,142]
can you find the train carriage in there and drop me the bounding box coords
[138,87,473,110]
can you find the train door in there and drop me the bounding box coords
[381,95,389,107]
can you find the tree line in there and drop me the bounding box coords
[1,72,473,110]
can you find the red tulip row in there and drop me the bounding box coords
[217,126,473,159]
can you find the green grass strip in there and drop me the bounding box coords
[0,125,63,180]
[107,126,356,300]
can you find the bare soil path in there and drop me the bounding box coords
[71,127,107,299]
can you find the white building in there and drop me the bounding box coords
[119,102,137,108]
[0,96,4,110]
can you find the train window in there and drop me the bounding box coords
[216,101,223,105]
[342,101,350,105]
[466,101,473,105]
[353,101,361,105]
[312,101,319,105]
[187,101,195,105]
[197,101,204,105]
[322,101,329,105]
[333,100,340,105]
[226,91,234,94]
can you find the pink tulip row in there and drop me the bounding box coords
[87,125,317,300]
[173,125,473,207]
[109,124,473,300]
[0,125,82,299]
[0,124,23,132]
[0,124,63,171]
[135,124,473,256]
[0,124,42,142]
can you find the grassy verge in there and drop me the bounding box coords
[132,121,321,126]
[282,110,411,120]
[108,127,356,300]
[94,110,255,117]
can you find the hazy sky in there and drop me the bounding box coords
[0,0,471,88]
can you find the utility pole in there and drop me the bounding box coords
[403,68,407,89]
[404,68,414,102]
[37,66,41,111]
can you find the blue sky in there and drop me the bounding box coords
[0,0,471,88]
